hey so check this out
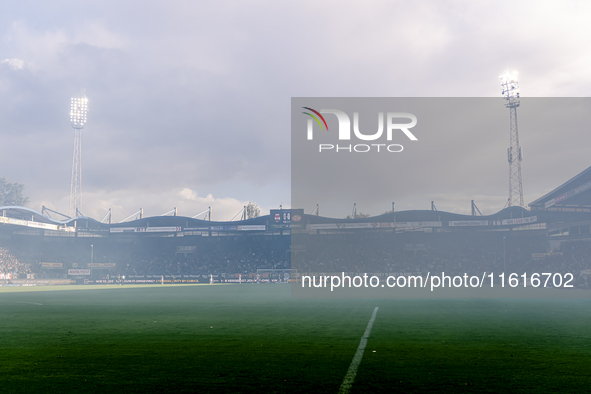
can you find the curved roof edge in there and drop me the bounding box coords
[0,206,267,227]
[0,205,536,228]
[0,206,100,226]
[306,205,532,223]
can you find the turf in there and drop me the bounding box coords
[0,285,590,393]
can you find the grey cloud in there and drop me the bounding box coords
[0,1,590,218]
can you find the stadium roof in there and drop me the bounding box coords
[0,205,267,230]
[307,205,532,224]
[530,166,591,211]
[0,206,74,225]
[0,204,539,232]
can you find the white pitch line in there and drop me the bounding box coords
[338,306,379,394]
[5,301,43,305]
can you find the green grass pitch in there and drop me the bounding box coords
[1,284,590,393]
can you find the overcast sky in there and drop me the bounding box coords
[1,1,591,221]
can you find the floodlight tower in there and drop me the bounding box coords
[68,97,88,217]
[500,71,524,207]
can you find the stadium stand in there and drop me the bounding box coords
[1,167,591,285]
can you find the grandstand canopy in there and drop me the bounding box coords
[0,206,64,224]
[530,166,591,212]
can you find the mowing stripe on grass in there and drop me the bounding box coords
[338,306,379,394]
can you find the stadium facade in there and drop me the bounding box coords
[2,166,591,286]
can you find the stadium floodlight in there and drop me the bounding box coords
[500,71,520,107]
[499,71,524,207]
[68,96,88,218]
[70,97,88,129]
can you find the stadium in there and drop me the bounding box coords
[3,163,591,287]
[2,165,591,392]
[3,94,591,391]
[3,3,591,393]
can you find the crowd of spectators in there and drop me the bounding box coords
[0,247,32,279]
[1,235,291,278]
[123,236,291,276]
[1,231,590,283]
[293,231,543,276]
[524,240,591,274]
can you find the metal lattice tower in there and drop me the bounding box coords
[500,72,523,207]
[68,97,88,217]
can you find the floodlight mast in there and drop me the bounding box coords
[500,71,524,207]
[68,97,88,217]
